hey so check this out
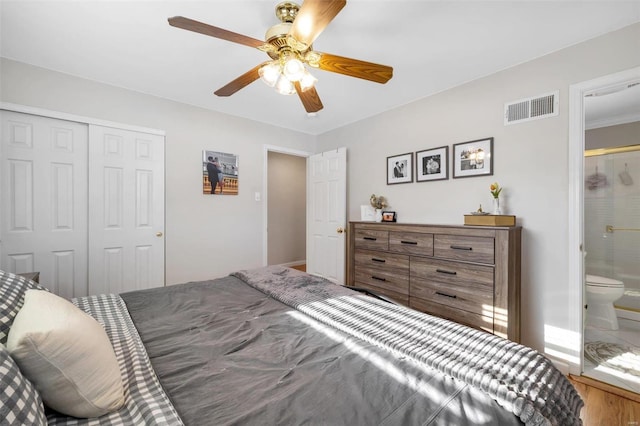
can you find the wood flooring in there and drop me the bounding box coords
[570,375,640,426]
[289,264,306,272]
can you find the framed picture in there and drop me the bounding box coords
[387,152,413,185]
[203,150,239,195]
[382,211,397,222]
[360,205,376,221]
[416,146,448,182]
[452,137,494,179]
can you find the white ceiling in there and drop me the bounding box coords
[1,1,639,135]
[585,82,640,129]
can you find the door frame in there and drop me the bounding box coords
[262,145,313,266]
[568,66,640,376]
[0,102,165,136]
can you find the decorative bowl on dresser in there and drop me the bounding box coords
[347,222,521,342]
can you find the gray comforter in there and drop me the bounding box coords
[233,267,583,426]
[121,270,529,426]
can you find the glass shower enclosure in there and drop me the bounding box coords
[584,144,640,315]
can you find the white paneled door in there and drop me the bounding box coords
[0,111,88,297]
[307,148,347,284]
[0,110,165,297]
[88,125,165,295]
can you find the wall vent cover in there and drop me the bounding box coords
[504,90,559,125]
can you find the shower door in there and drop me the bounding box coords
[584,145,640,313]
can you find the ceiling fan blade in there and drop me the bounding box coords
[214,63,266,97]
[168,16,265,49]
[315,52,393,84]
[295,82,324,113]
[289,0,346,48]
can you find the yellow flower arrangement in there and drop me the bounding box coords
[370,194,387,209]
[490,182,502,199]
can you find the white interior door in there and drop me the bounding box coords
[0,111,88,297]
[307,147,347,284]
[88,125,165,295]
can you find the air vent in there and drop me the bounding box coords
[504,90,559,125]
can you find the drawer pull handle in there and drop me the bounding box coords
[363,237,377,241]
[371,258,386,263]
[436,268,457,275]
[450,245,472,251]
[400,240,418,245]
[436,291,457,299]
[372,276,387,282]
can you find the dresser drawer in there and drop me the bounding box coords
[410,297,493,334]
[410,258,494,289]
[355,249,409,272]
[434,234,494,264]
[410,276,493,317]
[410,258,494,317]
[388,231,433,256]
[354,229,389,251]
[354,266,409,296]
[350,282,409,306]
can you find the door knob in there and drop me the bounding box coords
[156,232,163,237]
[336,227,345,234]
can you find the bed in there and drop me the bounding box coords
[0,266,583,425]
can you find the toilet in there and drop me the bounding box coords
[585,274,625,330]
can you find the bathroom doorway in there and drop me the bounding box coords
[582,80,640,393]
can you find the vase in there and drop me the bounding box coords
[375,209,383,222]
[492,197,502,215]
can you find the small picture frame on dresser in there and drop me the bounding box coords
[360,205,376,221]
[381,211,396,222]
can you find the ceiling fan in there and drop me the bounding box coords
[168,0,393,114]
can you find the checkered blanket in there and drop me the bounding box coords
[47,294,183,425]
[233,266,584,426]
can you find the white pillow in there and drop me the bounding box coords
[6,290,125,418]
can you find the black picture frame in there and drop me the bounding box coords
[416,146,449,182]
[387,153,413,185]
[381,211,397,222]
[452,137,494,179]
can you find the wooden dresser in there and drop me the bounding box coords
[347,222,521,342]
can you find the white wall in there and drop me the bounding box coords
[317,23,640,360]
[0,58,316,285]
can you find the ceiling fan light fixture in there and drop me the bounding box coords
[275,75,296,95]
[259,61,281,87]
[282,57,305,82]
[170,0,392,114]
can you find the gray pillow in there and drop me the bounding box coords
[0,344,47,425]
[0,269,49,345]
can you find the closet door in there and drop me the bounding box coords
[0,111,88,297]
[88,125,165,295]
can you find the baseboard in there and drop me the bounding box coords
[616,307,640,325]
[278,260,306,268]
